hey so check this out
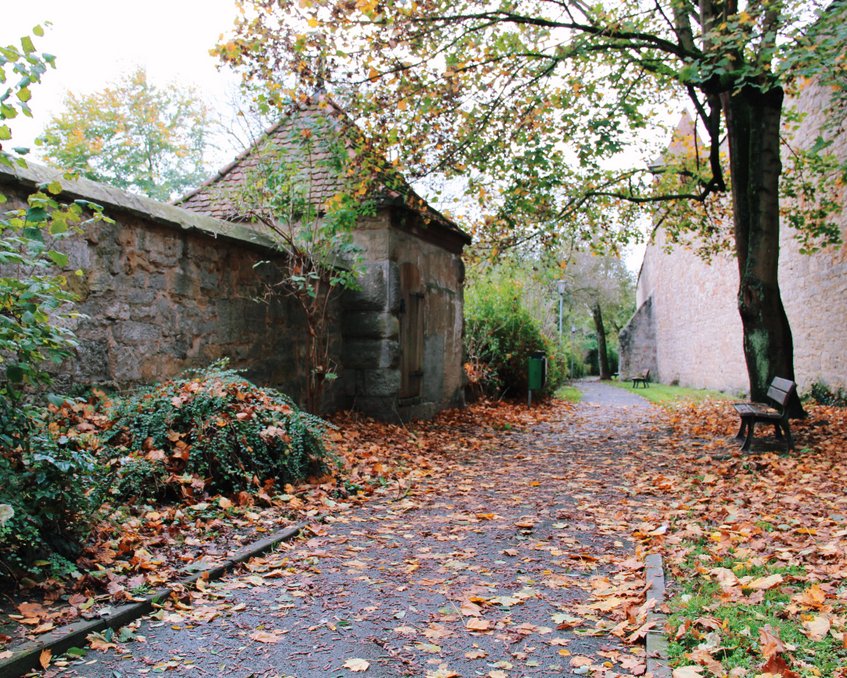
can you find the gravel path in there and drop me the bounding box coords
[58,383,658,678]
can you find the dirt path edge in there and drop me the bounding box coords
[645,553,672,678]
[0,524,304,677]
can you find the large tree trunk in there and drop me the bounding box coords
[591,302,612,380]
[722,84,804,417]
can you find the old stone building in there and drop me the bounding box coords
[0,99,470,420]
[180,98,471,419]
[620,82,847,394]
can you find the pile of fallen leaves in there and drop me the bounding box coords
[0,394,559,656]
[629,400,847,677]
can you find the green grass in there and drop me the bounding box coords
[554,384,582,403]
[666,543,847,675]
[607,379,734,405]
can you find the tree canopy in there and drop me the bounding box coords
[37,68,212,201]
[218,0,844,251]
[218,0,846,408]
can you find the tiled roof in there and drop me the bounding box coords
[179,98,470,245]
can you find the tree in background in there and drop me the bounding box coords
[559,253,634,380]
[464,249,632,395]
[228,104,372,412]
[37,68,211,201]
[218,0,847,414]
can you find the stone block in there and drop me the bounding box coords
[342,339,400,370]
[113,321,160,344]
[351,396,401,422]
[358,368,401,397]
[344,262,390,312]
[342,311,399,339]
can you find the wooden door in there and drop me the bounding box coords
[399,262,424,399]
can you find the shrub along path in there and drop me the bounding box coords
[53,383,660,677]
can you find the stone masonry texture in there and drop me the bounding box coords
[626,79,847,395]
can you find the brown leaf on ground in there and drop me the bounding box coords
[760,654,801,678]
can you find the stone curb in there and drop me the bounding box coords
[0,524,303,677]
[645,553,672,678]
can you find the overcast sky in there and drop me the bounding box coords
[4,1,646,271]
[5,0,243,153]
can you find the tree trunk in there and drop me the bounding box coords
[722,84,804,417]
[592,302,611,380]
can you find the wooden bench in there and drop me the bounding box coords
[733,377,796,451]
[632,369,650,388]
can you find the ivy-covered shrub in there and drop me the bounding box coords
[0,401,106,577]
[102,362,329,502]
[465,276,566,398]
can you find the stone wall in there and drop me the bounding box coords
[628,80,847,395]
[1,163,343,408]
[339,208,466,420]
[618,296,657,380]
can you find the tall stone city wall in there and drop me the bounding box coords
[631,81,847,395]
[1,164,343,408]
[634,234,748,392]
[618,296,657,380]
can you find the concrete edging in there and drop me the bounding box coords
[645,553,672,678]
[0,524,303,677]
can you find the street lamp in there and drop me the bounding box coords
[556,279,567,337]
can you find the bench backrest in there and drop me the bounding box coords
[767,377,796,413]
[642,369,650,380]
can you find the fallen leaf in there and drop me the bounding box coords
[745,573,783,591]
[466,618,491,631]
[343,658,370,672]
[672,667,704,678]
[249,629,285,643]
[759,624,787,659]
[759,654,800,678]
[801,615,831,641]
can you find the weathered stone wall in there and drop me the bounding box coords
[618,296,657,380]
[778,81,847,391]
[339,209,466,420]
[1,164,342,408]
[340,211,401,416]
[628,80,847,394]
[390,221,466,420]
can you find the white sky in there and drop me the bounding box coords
[4,1,647,272]
[5,0,243,153]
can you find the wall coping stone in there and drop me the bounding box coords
[0,161,279,253]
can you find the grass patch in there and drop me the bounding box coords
[607,379,733,405]
[554,384,582,403]
[666,543,847,676]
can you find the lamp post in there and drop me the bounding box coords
[556,279,566,337]
[570,324,577,380]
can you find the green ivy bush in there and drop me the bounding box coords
[0,404,106,575]
[465,276,566,398]
[807,381,847,407]
[102,362,330,502]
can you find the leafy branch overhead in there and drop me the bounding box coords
[217,0,845,253]
[217,0,846,410]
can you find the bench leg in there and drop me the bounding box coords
[773,422,783,440]
[741,419,755,451]
[782,421,795,451]
[735,417,749,441]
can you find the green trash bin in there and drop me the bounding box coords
[528,352,547,391]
